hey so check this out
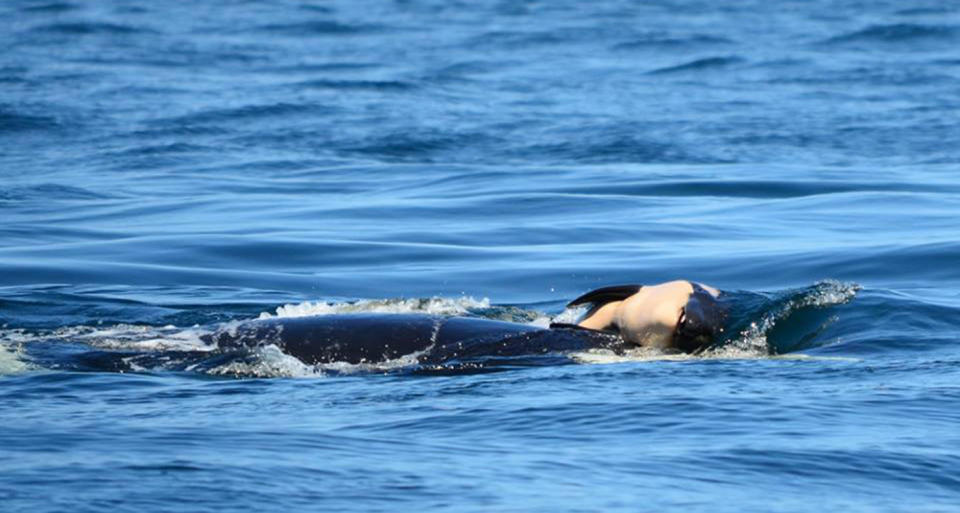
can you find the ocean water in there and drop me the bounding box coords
[2,0,960,510]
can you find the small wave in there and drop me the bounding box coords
[259,296,491,319]
[341,130,493,162]
[648,56,745,75]
[747,58,812,70]
[294,79,416,91]
[264,62,380,73]
[433,60,501,77]
[613,34,732,51]
[0,69,27,84]
[466,30,569,49]
[708,280,861,357]
[823,24,958,45]
[113,142,211,156]
[255,21,384,36]
[558,179,955,199]
[766,65,956,87]
[519,137,721,165]
[895,7,956,16]
[0,108,59,133]
[553,180,864,199]
[125,125,230,139]
[31,22,152,35]
[20,2,77,13]
[165,103,338,126]
[0,183,110,202]
[298,5,335,14]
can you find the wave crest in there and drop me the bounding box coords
[708,280,860,357]
[824,24,958,44]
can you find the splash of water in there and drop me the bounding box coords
[705,280,860,357]
[0,331,33,374]
[48,324,212,352]
[259,296,491,319]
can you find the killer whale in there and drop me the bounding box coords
[202,281,725,366]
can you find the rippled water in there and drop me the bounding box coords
[3,0,960,511]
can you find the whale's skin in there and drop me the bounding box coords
[204,313,627,365]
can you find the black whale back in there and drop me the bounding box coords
[207,314,625,366]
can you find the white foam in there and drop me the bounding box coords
[0,331,33,375]
[206,344,324,378]
[769,354,860,362]
[547,305,588,326]
[259,296,491,319]
[49,324,213,352]
[571,347,693,364]
[795,279,860,308]
[315,347,430,375]
[206,341,435,378]
[207,316,444,378]
[0,323,214,376]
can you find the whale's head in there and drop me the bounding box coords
[672,283,725,353]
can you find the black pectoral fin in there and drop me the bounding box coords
[566,284,643,308]
[548,322,586,330]
[548,322,618,335]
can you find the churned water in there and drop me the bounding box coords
[2,0,960,511]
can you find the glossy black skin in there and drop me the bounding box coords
[204,314,628,366]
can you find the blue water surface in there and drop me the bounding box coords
[2,0,960,511]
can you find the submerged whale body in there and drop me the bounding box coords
[203,313,628,366]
